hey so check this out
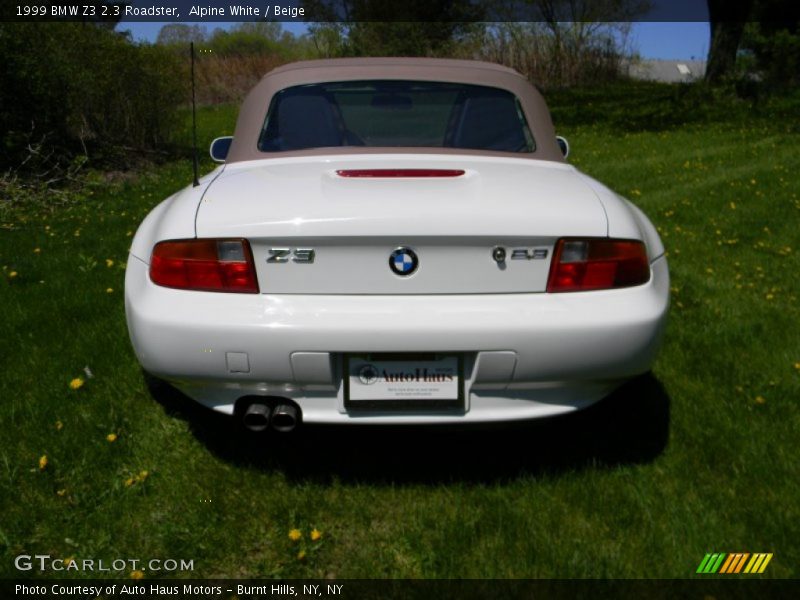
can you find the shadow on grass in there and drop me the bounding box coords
[146,373,670,485]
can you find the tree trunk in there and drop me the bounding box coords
[705,0,755,83]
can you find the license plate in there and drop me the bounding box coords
[344,353,464,410]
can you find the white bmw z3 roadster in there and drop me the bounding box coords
[124,58,669,432]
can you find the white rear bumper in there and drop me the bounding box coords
[125,255,669,423]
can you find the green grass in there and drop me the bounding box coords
[1,89,799,580]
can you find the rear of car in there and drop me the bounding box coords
[124,59,668,429]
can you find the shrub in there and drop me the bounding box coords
[0,23,185,171]
[194,54,287,105]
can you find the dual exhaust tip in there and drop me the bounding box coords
[242,401,300,433]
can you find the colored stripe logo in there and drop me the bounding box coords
[696,553,773,574]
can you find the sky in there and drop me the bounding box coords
[122,22,711,61]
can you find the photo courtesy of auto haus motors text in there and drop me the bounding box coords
[14,583,344,597]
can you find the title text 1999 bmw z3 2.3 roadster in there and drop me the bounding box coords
[124,58,669,432]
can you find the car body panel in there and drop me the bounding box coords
[575,172,666,261]
[125,255,668,422]
[194,155,608,294]
[128,167,223,262]
[196,156,605,239]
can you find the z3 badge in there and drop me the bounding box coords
[492,246,549,262]
[511,247,548,260]
[267,248,316,263]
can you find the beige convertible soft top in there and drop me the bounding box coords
[226,57,564,163]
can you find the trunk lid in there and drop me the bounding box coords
[196,155,607,294]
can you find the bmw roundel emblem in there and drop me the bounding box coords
[389,247,419,276]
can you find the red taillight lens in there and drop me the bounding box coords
[547,239,649,293]
[336,169,465,178]
[150,239,259,293]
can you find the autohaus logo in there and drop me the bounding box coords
[357,364,454,384]
[389,247,418,276]
[358,364,380,385]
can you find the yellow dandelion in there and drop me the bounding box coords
[69,378,84,390]
[288,528,302,541]
[310,529,322,541]
[766,294,774,300]
[39,455,48,470]
[130,570,144,580]
[705,268,714,274]
[57,489,67,497]
[138,470,149,480]
[105,259,114,267]
[106,288,113,294]
[124,477,135,487]
[64,556,75,567]
[297,549,307,561]
[794,362,800,370]
[106,433,118,443]
[34,248,41,254]
[9,271,18,278]
[755,395,766,404]
[55,420,63,431]
[729,202,736,210]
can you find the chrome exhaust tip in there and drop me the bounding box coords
[271,404,299,433]
[242,403,271,432]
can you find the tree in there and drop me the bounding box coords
[739,0,800,87]
[705,0,755,83]
[206,23,294,56]
[706,0,800,84]
[156,24,207,46]
[233,22,283,41]
[0,23,184,171]
[307,23,349,58]
[302,0,484,56]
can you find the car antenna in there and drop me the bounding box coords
[190,41,200,187]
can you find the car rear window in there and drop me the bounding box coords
[258,80,536,153]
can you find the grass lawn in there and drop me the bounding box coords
[1,87,798,580]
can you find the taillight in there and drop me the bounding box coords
[547,238,649,293]
[336,169,465,178]
[150,239,259,293]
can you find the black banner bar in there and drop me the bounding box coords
[1,1,714,24]
[4,579,800,600]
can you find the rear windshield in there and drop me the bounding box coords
[258,80,536,153]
